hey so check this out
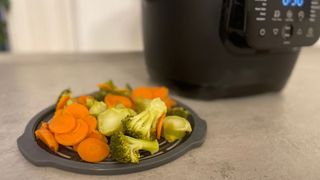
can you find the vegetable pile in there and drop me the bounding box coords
[35,80,192,163]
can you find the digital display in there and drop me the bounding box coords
[282,0,304,7]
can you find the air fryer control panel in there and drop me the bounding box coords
[224,0,320,49]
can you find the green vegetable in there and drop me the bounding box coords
[97,107,136,136]
[133,98,151,113]
[85,96,96,109]
[123,98,167,140]
[167,107,190,119]
[89,101,107,116]
[110,131,159,163]
[162,116,192,142]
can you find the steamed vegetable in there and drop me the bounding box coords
[55,119,89,146]
[94,80,131,101]
[64,103,90,119]
[104,94,133,108]
[123,98,167,140]
[55,89,72,110]
[131,87,176,109]
[35,81,194,164]
[162,116,192,142]
[156,113,166,140]
[110,131,159,163]
[35,122,59,152]
[77,138,109,163]
[132,98,151,113]
[83,115,97,135]
[48,112,76,134]
[167,107,190,119]
[97,107,136,136]
[89,101,107,116]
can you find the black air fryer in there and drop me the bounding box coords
[142,0,320,99]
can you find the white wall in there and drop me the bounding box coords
[74,0,143,52]
[6,0,320,53]
[8,0,75,53]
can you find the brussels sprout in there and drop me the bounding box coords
[86,96,96,109]
[89,101,107,116]
[162,116,192,142]
[98,107,136,136]
[167,107,190,119]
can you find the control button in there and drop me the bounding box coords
[286,10,293,18]
[272,10,282,21]
[298,11,305,21]
[281,25,293,40]
[306,27,314,38]
[259,28,266,37]
[274,10,281,18]
[272,28,280,36]
[296,28,303,36]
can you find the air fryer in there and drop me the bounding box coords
[142,0,320,99]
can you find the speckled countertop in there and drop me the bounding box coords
[1,48,320,180]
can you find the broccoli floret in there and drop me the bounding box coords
[123,98,167,140]
[110,131,159,163]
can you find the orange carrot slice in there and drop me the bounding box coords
[152,87,169,99]
[83,115,97,135]
[156,113,166,140]
[77,95,91,106]
[104,94,133,108]
[48,113,77,134]
[131,87,154,99]
[64,103,89,119]
[73,130,107,152]
[40,122,49,129]
[55,119,89,146]
[87,130,108,143]
[35,128,59,152]
[77,138,109,163]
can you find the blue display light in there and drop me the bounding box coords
[282,0,304,7]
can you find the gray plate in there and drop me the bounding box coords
[17,100,207,175]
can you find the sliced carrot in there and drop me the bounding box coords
[156,113,166,140]
[77,138,109,163]
[104,94,133,108]
[40,122,49,129]
[131,87,154,99]
[56,96,70,110]
[49,113,77,134]
[77,95,91,106]
[163,97,176,109]
[74,130,107,152]
[132,86,175,109]
[56,89,71,110]
[35,128,59,152]
[55,119,89,146]
[64,103,89,119]
[83,115,97,135]
[87,130,108,143]
[152,87,169,99]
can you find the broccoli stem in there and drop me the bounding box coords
[126,136,159,154]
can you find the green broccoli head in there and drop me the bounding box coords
[123,98,167,140]
[110,131,159,163]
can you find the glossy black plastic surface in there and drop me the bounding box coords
[142,0,303,99]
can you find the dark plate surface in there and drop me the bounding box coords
[17,100,207,175]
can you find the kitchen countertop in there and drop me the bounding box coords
[1,48,320,180]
